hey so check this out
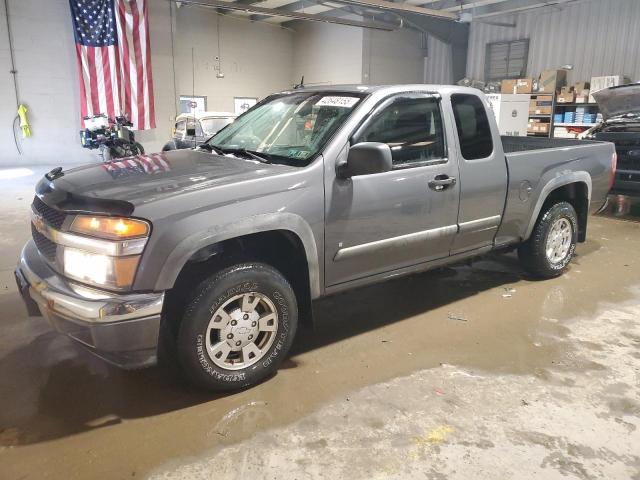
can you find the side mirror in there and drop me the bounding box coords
[186,127,196,136]
[339,142,393,178]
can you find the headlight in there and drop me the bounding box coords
[70,215,149,239]
[63,248,141,289]
[60,215,150,290]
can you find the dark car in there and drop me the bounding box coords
[591,85,640,193]
[163,112,236,151]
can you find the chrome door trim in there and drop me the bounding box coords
[333,225,458,262]
[458,215,501,234]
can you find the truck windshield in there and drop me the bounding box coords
[207,91,365,165]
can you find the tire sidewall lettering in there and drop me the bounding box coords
[194,282,292,381]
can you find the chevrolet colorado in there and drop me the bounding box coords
[16,85,616,391]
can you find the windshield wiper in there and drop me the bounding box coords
[222,148,271,163]
[198,143,225,155]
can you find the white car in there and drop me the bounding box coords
[163,111,236,151]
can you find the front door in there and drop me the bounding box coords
[325,93,460,287]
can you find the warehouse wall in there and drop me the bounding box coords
[0,1,294,167]
[174,7,294,112]
[466,0,640,83]
[423,34,453,85]
[362,28,425,85]
[0,0,87,165]
[291,21,363,86]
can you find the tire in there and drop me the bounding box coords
[176,262,298,392]
[518,201,578,279]
[161,142,174,152]
[134,142,145,154]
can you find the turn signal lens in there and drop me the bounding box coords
[71,215,150,240]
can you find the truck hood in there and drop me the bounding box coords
[36,149,296,214]
[593,84,640,120]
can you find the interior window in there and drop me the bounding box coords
[354,95,445,166]
[451,94,494,160]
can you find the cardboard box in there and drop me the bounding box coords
[501,78,533,94]
[538,70,567,93]
[532,123,550,133]
[558,91,576,103]
[589,75,631,102]
[501,79,517,94]
[531,106,552,115]
[516,78,533,94]
[574,81,590,94]
[575,94,589,104]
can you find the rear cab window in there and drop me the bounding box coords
[451,94,494,160]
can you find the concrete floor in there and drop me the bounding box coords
[1,167,639,479]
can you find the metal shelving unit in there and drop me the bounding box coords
[527,93,556,138]
[553,102,600,138]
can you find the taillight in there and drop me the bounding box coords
[608,151,617,190]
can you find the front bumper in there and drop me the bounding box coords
[15,241,164,369]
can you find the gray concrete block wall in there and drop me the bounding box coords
[0,1,294,167]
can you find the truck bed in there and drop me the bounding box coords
[501,136,598,154]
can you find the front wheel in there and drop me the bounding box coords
[177,263,298,391]
[518,201,578,278]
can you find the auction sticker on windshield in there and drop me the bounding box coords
[316,96,360,108]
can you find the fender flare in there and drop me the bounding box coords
[155,212,321,298]
[524,171,592,240]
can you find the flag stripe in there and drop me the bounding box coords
[86,47,100,116]
[101,46,115,119]
[143,0,155,128]
[75,44,89,126]
[130,0,144,130]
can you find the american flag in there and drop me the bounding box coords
[70,0,156,130]
[102,154,171,179]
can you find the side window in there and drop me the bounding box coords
[354,96,445,167]
[195,121,204,137]
[451,94,493,160]
[175,120,186,135]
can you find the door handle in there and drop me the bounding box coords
[428,175,457,191]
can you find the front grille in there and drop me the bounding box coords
[32,196,66,229]
[31,223,57,262]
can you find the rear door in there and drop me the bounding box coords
[324,93,460,286]
[448,93,508,254]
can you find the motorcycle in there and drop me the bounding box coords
[80,114,144,161]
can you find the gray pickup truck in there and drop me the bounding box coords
[16,85,616,391]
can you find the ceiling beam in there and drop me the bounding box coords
[444,0,515,11]
[176,0,399,29]
[472,0,578,17]
[334,0,457,19]
[251,0,334,23]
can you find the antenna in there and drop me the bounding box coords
[294,76,305,89]
[192,47,196,149]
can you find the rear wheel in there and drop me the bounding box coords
[176,262,298,391]
[518,201,578,278]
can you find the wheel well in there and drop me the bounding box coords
[163,230,313,335]
[542,182,589,242]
